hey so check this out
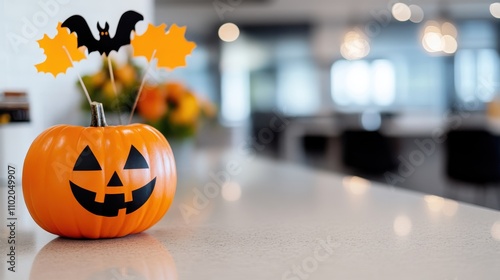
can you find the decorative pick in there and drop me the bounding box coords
[128,23,197,123]
[35,23,86,77]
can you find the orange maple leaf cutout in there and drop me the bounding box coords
[131,23,196,70]
[35,22,86,77]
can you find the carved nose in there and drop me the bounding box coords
[107,171,123,187]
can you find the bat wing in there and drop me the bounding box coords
[110,10,144,53]
[61,15,100,54]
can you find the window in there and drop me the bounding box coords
[331,59,396,108]
[276,59,320,115]
[455,49,500,104]
[220,26,321,124]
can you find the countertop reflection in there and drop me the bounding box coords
[31,234,176,280]
[2,148,500,279]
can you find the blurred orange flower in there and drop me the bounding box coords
[137,85,168,122]
[137,82,215,138]
[170,92,200,125]
[80,57,140,113]
[115,64,137,87]
[165,82,185,104]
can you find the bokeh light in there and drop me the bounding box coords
[393,215,413,237]
[392,3,412,22]
[491,221,500,241]
[424,195,459,217]
[421,21,458,55]
[219,23,240,42]
[409,5,424,23]
[222,181,242,202]
[340,30,370,60]
[490,3,500,18]
[343,176,371,195]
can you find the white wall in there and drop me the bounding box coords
[0,0,153,178]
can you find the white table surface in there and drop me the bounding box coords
[2,148,500,280]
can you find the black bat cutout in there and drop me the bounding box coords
[62,10,144,56]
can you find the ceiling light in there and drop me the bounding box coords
[409,5,424,23]
[392,3,411,22]
[218,23,240,42]
[490,3,500,18]
[340,29,370,60]
[422,32,443,52]
[441,22,458,38]
[424,21,440,33]
[442,35,457,54]
[421,21,458,55]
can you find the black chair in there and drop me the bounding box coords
[341,130,397,174]
[445,129,500,184]
[250,111,285,156]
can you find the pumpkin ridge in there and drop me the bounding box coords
[75,127,103,238]
[141,126,169,231]
[22,128,54,232]
[116,126,132,236]
[48,126,79,236]
[40,128,67,235]
[59,126,90,237]
[156,126,177,222]
[134,126,154,230]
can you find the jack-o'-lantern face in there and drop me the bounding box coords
[69,145,156,217]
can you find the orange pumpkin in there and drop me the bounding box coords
[22,102,176,239]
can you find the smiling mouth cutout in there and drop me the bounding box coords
[69,145,156,217]
[69,179,156,217]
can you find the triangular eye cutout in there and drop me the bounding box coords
[74,146,102,171]
[124,145,149,169]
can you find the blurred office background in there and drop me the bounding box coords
[2,0,500,209]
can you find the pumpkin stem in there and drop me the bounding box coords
[90,102,108,127]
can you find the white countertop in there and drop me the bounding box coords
[2,148,500,280]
